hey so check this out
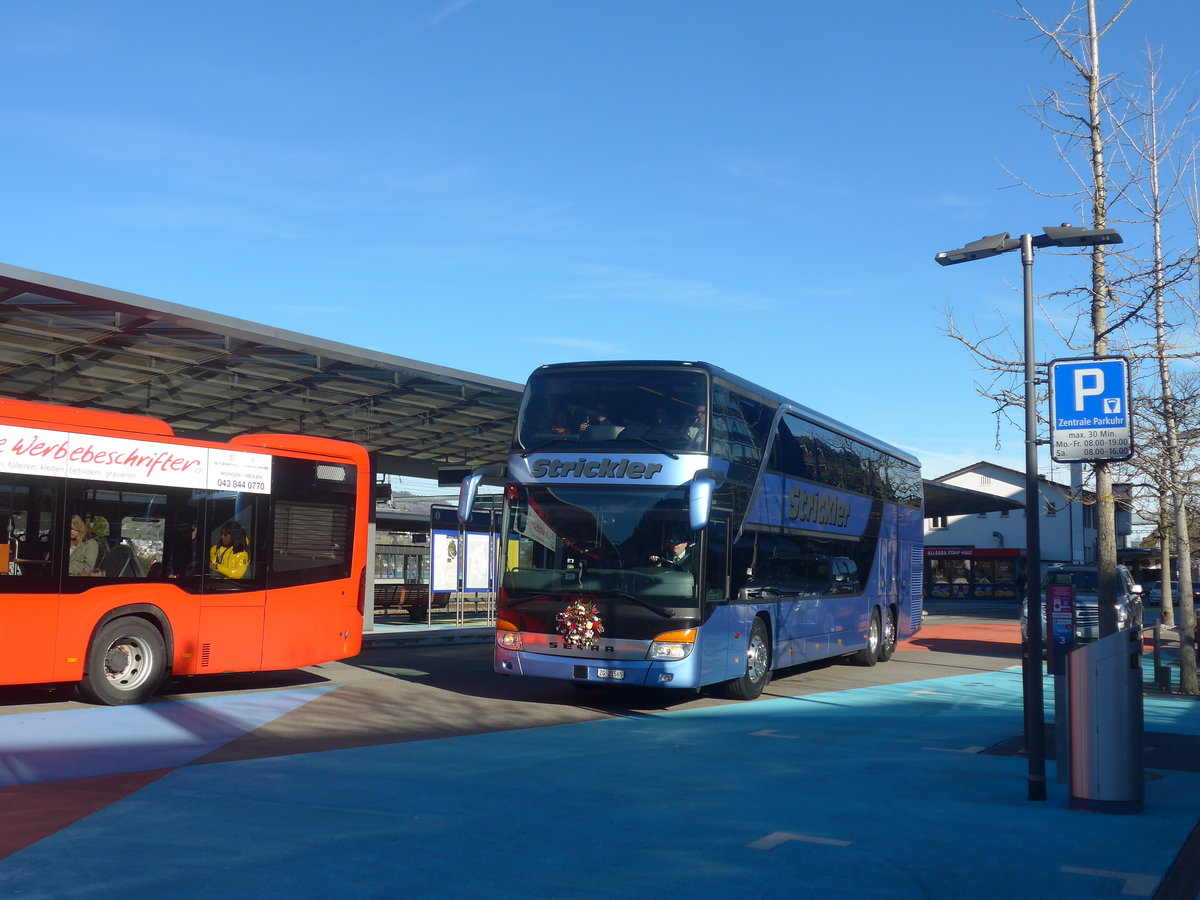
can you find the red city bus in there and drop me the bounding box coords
[0,397,369,705]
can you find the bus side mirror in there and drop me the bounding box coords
[457,474,483,523]
[688,469,724,532]
[458,463,505,523]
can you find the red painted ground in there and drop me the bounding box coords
[0,769,173,860]
[898,623,1022,657]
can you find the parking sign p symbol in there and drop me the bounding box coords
[1073,368,1104,411]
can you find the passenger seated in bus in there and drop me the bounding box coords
[579,403,621,436]
[644,407,678,441]
[625,406,674,441]
[209,522,250,580]
[682,405,707,449]
[167,522,201,577]
[548,406,572,435]
[68,514,99,576]
[86,515,111,570]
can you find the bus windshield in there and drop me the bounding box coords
[504,484,698,606]
[516,367,708,452]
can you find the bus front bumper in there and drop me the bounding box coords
[494,645,703,688]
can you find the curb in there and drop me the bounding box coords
[361,626,494,648]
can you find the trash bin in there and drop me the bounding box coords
[1068,627,1144,813]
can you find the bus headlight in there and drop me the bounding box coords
[648,628,696,661]
[496,618,522,650]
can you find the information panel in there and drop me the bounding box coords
[1049,356,1132,463]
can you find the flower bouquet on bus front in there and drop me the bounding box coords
[556,599,604,650]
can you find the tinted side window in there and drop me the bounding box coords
[268,457,356,588]
[0,475,60,590]
[711,385,771,466]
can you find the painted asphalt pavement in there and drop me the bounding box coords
[2,652,1199,899]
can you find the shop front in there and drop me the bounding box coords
[925,547,1024,601]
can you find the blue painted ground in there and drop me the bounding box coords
[1,669,1198,899]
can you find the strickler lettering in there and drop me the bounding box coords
[786,485,851,528]
[529,457,664,481]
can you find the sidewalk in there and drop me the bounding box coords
[362,613,494,647]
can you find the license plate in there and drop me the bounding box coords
[596,668,625,680]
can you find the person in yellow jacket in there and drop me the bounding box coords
[209,522,250,579]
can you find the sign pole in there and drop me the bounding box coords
[1021,233,1048,801]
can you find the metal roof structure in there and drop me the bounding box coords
[922,480,1024,518]
[0,261,1016,517]
[0,262,524,480]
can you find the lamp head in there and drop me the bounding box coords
[1037,225,1123,248]
[934,232,1018,266]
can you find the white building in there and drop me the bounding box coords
[923,461,1096,601]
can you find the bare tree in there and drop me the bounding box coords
[945,3,1200,692]
[1113,42,1200,694]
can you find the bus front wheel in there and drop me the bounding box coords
[720,617,771,700]
[851,609,882,667]
[79,616,167,706]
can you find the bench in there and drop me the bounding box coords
[374,583,433,619]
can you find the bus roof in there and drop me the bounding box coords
[0,396,175,437]
[529,360,920,468]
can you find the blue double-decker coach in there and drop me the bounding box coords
[460,360,924,699]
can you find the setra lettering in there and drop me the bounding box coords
[529,457,664,481]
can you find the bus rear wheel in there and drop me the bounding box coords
[720,617,771,700]
[851,609,881,667]
[877,606,898,662]
[78,617,167,706]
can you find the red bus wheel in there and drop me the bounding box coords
[79,617,166,706]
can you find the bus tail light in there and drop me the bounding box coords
[648,628,696,661]
[496,617,522,650]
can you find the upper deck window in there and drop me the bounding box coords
[516,367,709,452]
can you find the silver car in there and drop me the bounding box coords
[1021,564,1143,644]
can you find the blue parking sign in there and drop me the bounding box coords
[1049,357,1132,462]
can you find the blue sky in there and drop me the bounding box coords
[3,1,1199,482]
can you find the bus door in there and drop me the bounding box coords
[699,512,731,682]
[197,494,267,673]
[0,477,61,685]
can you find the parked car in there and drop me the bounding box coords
[1020,563,1143,644]
[1142,581,1200,606]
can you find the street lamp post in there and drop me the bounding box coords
[934,224,1123,802]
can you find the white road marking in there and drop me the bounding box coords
[1060,866,1158,897]
[747,832,852,850]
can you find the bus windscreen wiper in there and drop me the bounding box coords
[505,589,675,618]
[585,590,676,618]
[624,438,679,460]
[520,438,580,457]
[504,593,561,607]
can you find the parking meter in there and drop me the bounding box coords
[1048,583,1076,674]
[1047,582,1075,783]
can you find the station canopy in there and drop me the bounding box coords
[922,480,1024,518]
[0,262,1017,516]
[0,262,523,480]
